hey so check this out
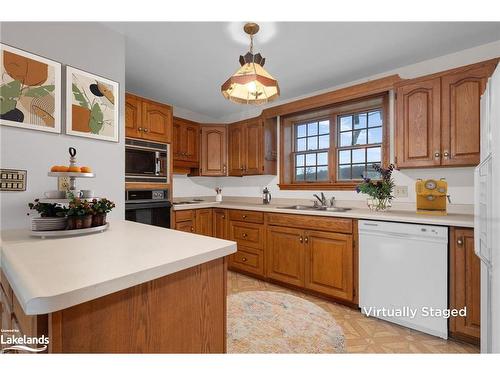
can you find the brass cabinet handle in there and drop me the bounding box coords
[457,238,464,246]
[242,215,247,219]
[443,151,450,159]
[138,127,143,131]
[304,237,309,244]
[144,128,149,133]
[299,236,303,243]
[242,233,248,238]
[190,227,194,232]
[222,215,225,219]
[242,257,247,262]
[434,151,440,158]
[223,165,227,174]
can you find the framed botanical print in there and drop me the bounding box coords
[66,66,119,142]
[0,43,61,133]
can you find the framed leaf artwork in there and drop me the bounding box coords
[66,66,119,142]
[0,43,61,133]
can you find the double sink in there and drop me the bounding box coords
[278,205,352,212]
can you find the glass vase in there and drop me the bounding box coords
[367,197,392,211]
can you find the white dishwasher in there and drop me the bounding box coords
[359,220,448,339]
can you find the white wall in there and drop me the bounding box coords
[0,22,126,230]
[174,40,500,204]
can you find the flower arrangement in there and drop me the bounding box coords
[90,198,115,226]
[28,199,66,217]
[66,198,94,229]
[355,164,396,211]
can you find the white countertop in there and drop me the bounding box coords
[173,201,474,228]
[0,220,236,315]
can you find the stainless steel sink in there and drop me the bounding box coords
[278,205,351,212]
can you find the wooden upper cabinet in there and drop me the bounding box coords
[227,117,276,176]
[450,227,480,343]
[395,78,441,168]
[142,101,173,143]
[173,117,200,169]
[244,119,263,175]
[395,59,498,168]
[125,94,142,139]
[125,93,172,143]
[228,123,245,176]
[266,226,305,287]
[200,125,227,176]
[441,63,496,166]
[304,230,353,301]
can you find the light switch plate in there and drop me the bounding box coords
[0,169,27,191]
[394,185,408,198]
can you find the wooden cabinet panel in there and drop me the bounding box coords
[265,213,352,233]
[172,120,183,159]
[450,228,480,343]
[1,286,12,338]
[125,94,142,139]
[184,123,199,163]
[305,230,353,301]
[230,247,264,277]
[441,64,495,166]
[195,208,213,236]
[175,209,195,222]
[244,120,263,175]
[173,117,200,169]
[395,77,441,168]
[228,210,264,224]
[200,125,227,176]
[228,123,245,176]
[266,226,305,287]
[212,209,228,240]
[175,220,195,233]
[142,101,172,143]
[229,221,264,250]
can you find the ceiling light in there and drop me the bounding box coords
[221,22,280,105]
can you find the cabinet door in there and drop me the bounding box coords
[450,228,480,342]
[172,120,183,159]
[141,101,172,143]
[441,64,495,166]
[213,209,228,239]
[184,123,200,163]
[244,120,263,175]
[175,220,195,233]
[195,209,213,236]
[201,126,227,176]
[125,94,142,139]
[266,226,305,287]
[395,78,441,168]
[228,123,245,176]
[304,230,353,301]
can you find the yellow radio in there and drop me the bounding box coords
[415,178,449,216]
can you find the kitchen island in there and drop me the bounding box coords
[0,220,236,353]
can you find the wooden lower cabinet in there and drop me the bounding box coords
[173,209,212,236]
[195,208,213,237]
[213,209,228,239]
[266,226,306,287]
[305,230,353,301]
[230,247,264,276]
[450,227,481,343]
[176,220,195,233]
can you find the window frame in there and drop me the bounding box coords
[279,93,389,190]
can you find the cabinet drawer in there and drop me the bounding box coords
[230,221,264,249]
[230,247,264,277]
[228,210,264,224]
[175,209,195,223]
[266,213,352,234]
[0,269,13,311]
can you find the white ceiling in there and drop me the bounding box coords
[107,22,500,121]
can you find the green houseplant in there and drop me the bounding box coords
[355,164,396,211]
[66,198,93,229]
[28,199,66,217]
[91,198,115,227]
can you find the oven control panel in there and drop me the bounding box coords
[152,190,165,200]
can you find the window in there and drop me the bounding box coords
[281,94,388,189]
[337,109,383,181]
[294,120,330,182]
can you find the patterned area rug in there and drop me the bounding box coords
[227,291,345,353]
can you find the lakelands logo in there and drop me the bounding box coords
[362,306,467,319]
[1,328,49,354]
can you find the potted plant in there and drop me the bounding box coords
[355,164,396,211]
[91,198,115,227]
[66,198,93,229]
[28,199,68,231]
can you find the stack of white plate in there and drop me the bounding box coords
[31,217,67,231]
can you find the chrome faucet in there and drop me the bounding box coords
[313,192,336,208]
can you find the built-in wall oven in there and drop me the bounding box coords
[125,189,171,229]
[125,138,169,183]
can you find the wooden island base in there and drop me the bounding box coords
[46,258,227,353]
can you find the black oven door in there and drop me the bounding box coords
[125,201,171,228]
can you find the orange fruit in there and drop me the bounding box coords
[50,165,60,172]
[68,166,80,173]
[80,166,92,173]
[59,166,70,172]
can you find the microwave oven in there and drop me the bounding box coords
[125,138,169,183]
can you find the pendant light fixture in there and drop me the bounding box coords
[221,22,280,105]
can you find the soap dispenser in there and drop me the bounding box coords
[262,187,271,205]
